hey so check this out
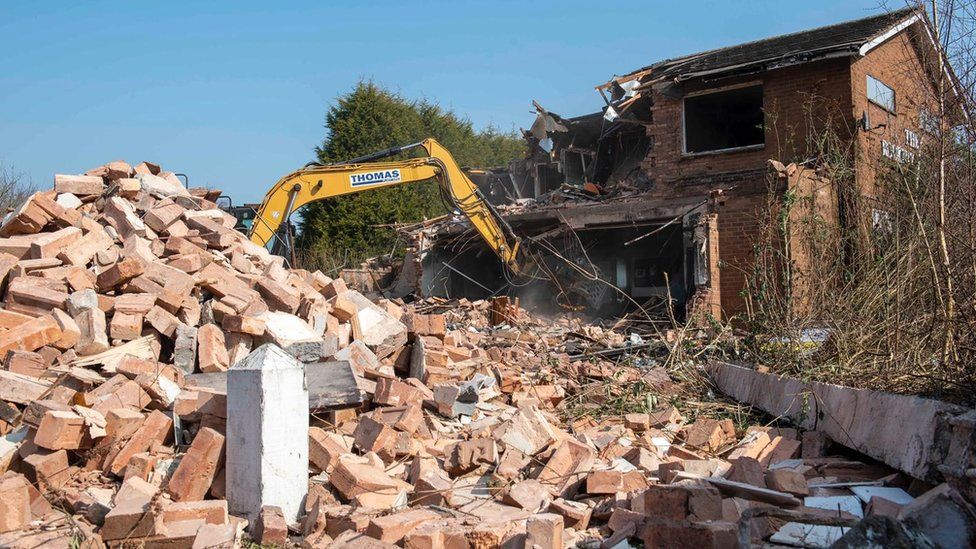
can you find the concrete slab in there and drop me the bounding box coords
[706,361,967,481]
[306,360,365,409]
[188,360,361,410]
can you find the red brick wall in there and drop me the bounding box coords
[633,26,941,319]
[644,57,853,197]
[640,58,854,318]
[851,28,938,200]
[713,188,767,319]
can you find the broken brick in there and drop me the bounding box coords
[586,469,650,494]
[167,426,225,501]
[764,468,809,496]
[526,513,563,549]
[0,474,31,534]
[106,410,172,475]
[0,315,62,356]
[252,505,288,546]
[96,256,145,291]
[34,410,88,450]
[75,308,109,355]
[109,312,143,341]
[537,438,595,498]
[197,323,229,373]
[631,483,723,522]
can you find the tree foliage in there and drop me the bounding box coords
[297,82,523,267]
[0,163,34,213]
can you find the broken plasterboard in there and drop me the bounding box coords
[850,486,914,505]
[804,495,864,518]
[770,522,849,548]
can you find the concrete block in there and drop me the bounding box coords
[173,324,197,374]
[258,311,322,362]
[227,343,308,524]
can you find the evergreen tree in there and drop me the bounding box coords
[297,82,523,268]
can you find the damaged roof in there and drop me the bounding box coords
[620,7,919,85]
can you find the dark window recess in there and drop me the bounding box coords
[684,86,765,153]
[560,150,589,186]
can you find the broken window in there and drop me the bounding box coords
[867,75,895,113]
[683,85,765,154]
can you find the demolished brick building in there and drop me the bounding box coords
[414,8,958,321]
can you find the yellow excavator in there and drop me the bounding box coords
[231,138,522,274]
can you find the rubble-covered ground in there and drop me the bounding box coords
[0,160,969,548]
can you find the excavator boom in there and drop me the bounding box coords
[246,138,521,273]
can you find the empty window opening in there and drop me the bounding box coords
[867,75,896,113]
[560,149,591,186]
[533,163,563,197]
[684,85,765,154]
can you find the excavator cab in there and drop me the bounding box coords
[217,196,295,258]
[216,196,256,233]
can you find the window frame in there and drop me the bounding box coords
[681,82,766,156]
[866,74,897,114]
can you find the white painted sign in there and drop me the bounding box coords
[905,129,920,149]
[882,140,916,163]
[349,169,402,187]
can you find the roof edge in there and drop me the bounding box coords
[858,12,923,55]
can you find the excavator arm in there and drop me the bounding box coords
[247,138,521,273]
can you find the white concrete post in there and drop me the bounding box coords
[226,343,308,524]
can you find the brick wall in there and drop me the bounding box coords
[638,27,941,319]
[644,57,853,196]
[686,212,724,324]
[851,28,939,200]
[713,183,768,318]
[786,167,840,317]
[643,59,853,318]
[640,59,855,318]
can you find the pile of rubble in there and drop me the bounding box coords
[0,160,969,549]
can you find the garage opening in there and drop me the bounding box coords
[684,85,764,154]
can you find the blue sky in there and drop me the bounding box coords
[1,1,888,203]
